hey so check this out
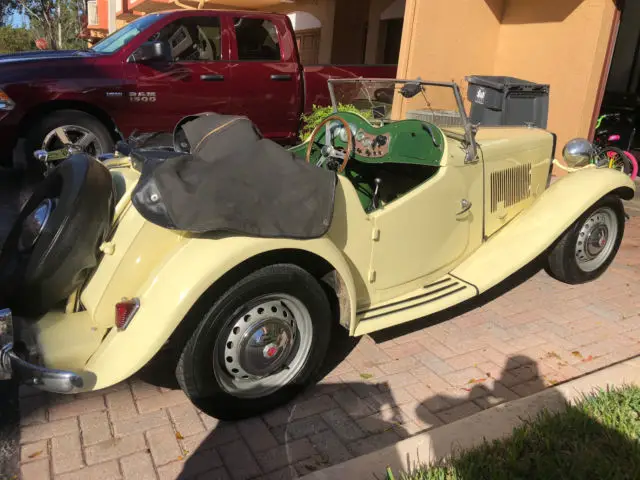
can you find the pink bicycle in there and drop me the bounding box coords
[594,113,638,180]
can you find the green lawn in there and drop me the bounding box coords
[388,385,640,480]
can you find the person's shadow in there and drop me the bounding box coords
[174,353,640,479]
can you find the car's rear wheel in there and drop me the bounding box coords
[176,264,332,420]
[545,195,625,284]
[20,110,114,176]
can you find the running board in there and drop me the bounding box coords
[353,275,477,336]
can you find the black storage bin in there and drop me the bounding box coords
[465,75,550,129]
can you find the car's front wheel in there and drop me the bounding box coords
[176,264,332,420]
[545,195,625,284]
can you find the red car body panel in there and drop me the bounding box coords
[0,10,396,161]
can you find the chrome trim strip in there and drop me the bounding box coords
[358,285,468,322]
[357,281,461,316]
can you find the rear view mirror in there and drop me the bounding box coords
[130,40,171,63]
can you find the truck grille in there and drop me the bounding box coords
[490,164,532,213]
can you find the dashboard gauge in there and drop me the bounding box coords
[362,138,373,148]
[356,130,365,142]
[335,124,357,143]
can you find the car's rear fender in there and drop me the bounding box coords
[79,235,358,391]
[451,168,635,292]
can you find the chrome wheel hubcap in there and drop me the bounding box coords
[41,125,105,164]
[214,294,313,399]
[575,207,618,272]
[18,198,55,252]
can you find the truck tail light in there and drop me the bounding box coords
[115,298,140,330]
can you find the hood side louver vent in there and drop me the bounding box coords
[490,163,532,213]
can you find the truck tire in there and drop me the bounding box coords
[545,195,625,284]
[21,110,114,175]
[176,264,332,420]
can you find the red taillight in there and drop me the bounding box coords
[115,298,140,330]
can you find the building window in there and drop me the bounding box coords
[149,17,221,62]
[234,17,281,61]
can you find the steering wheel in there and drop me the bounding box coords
[305,115,354,173]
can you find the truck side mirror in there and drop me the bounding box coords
[129,40,172,64]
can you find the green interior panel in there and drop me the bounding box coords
[289,112,443,212]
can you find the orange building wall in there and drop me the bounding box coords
[396,0,617,172]
[396,0,505,91]
[494,0,617,165]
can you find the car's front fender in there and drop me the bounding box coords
[452,168,635,292]
[82,235,358,391]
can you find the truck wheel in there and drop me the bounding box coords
[545,195,625,284]
[176,264,332,420]
[21,110,114,174]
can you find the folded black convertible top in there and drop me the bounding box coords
[131,113,337,239]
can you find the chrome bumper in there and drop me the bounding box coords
[0,309,83,393]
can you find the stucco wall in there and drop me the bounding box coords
[494,0,617,164]
[396,0,504,90]
[394,0,504,117]
[396,0,617,171]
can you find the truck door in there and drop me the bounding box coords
[123,14,231,134]
[227,15,302,142]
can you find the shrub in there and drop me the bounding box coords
[0,27,35,54]
[299,103,372,141]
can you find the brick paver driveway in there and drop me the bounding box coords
[17,199,640,480]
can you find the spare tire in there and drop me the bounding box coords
[0,154,113,316]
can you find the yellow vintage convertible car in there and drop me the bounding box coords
[0,79,635,419]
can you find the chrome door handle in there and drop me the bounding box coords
[200,74,224,81]
[456,199,472,215]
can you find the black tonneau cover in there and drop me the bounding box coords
[131,113,336,239]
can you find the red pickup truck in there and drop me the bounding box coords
[0,9,396,169]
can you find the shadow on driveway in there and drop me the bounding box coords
[174,354,640,479]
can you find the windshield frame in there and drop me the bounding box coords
[90,13,164,55]
[327,78,478,163]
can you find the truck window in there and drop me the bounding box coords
[233,18,281,61]
[149,17,222,62]
[91,14,163,54]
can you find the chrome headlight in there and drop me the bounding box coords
[0,89,15,111]
[562,138,593,168]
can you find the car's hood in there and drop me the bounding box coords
[0,49,99,65]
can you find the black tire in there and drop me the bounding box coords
[0,154,113,315]
[176,264,332,420]
[545,195,625,284]
[599,146,633,175]
[20,110,114,176]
